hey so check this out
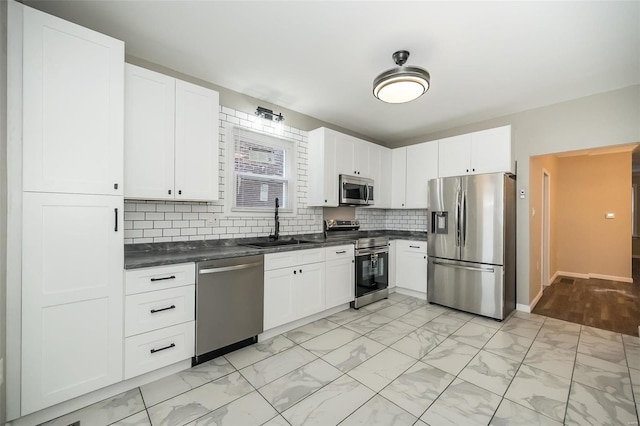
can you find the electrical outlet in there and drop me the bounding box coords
[206,215,218,226]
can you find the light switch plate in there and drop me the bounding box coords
[605,212,615,219]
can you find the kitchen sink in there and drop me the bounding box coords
[242,239,316,248]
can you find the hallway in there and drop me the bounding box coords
[532,261,640,336]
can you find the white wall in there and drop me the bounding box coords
[398,85,640,306]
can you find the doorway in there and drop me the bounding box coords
[541,169,551,291]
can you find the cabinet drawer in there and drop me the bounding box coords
[265,248,324,271]
[325,244,354,261]
[125,285,195,337]
[124,321,194,379]
[125,263,195,295]
[396,240,427,254]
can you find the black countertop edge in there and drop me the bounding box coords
[124,229,427,270]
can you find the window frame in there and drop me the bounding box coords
[225,124,298,216]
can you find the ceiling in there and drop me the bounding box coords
[24,1,640,146]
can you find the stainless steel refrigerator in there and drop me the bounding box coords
[427,173,516,320]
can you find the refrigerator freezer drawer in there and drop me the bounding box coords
[428,258,508,320]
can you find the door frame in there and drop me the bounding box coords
[541,169,551,289]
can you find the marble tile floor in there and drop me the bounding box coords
[43,294,640,426]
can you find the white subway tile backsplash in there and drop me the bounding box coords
[123,105,421,244]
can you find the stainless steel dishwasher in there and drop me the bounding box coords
[194,255,264,364]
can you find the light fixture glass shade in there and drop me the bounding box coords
[373,66,430,103]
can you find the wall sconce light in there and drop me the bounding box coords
[255,106,284,122]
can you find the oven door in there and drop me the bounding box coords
[355,248,388,297]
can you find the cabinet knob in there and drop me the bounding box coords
[293,270,297,275]
[424,256,427,259]
[325,199,327,203]
[299,269,303,274]
[472,168,475,172]
[168,189,172,195]
[114,183,118,190]
[466,169,469,172]
[178,190,182,195]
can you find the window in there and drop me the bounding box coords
[228,127,296,213]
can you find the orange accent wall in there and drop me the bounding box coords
[555,152,631,279]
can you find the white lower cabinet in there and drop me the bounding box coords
[124,321,195,379]
[395,240,428,294]
[21,192,124,415]
[124,264,195,379]
[325,245,355,308]
[263,248,328,330]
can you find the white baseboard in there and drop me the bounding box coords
[556,271,633,283]
[549,271,559,285]
[530,288,544,311]
[394,287,427,300]
[9,359,192,425]
[556,271,590,280]
[588,273,633,283]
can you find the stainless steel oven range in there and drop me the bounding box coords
[352,236,389,309]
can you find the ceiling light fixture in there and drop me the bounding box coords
[373,50,430,104]
[255,106,284,122]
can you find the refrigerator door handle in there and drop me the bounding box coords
[462,191,467,247]
[432,260,495,273]
[455,189,461,247]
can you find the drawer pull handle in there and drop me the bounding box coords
[335,250,346,254]
[150,343,175,354]
[150,305,176,314]
[150,275,176,282]
[409,245,421,248]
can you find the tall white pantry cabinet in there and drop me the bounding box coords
[16,4,125,415]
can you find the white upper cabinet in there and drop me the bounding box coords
[438,125,513,178]
[391,147,407,208]
[391,141,438,209]
[406,141,438,208]
[124,64,219,201]
[174,80,220,201]
[368,144,392,208]
[124,65,176,200]
[22,6,124,196]
[307,127,389,207]
[469,125,513,174]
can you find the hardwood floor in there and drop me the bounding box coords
[532,260,640,336]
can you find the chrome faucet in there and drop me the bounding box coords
[270,197,280,240]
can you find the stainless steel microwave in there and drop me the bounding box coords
[340,175,374,206]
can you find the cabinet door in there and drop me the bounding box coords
[438,134,472,178]
[406,141,438,208]
[325,257,355,308]
[264,268,296,330]
[397,249,428,293]
[294,262,326,318]
[307,128,338,207]
[470,125,512,174]
[22,7,124,195]
[391,147,407,208]
[21,192,124,414]
[352,138,370,177]
[124,65,176,200]
[175,80,219,201]
[335,132,355,176]
[368,145,391,208]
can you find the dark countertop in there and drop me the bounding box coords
[125,230,427,269]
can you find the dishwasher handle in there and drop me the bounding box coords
[199,261,263,275]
